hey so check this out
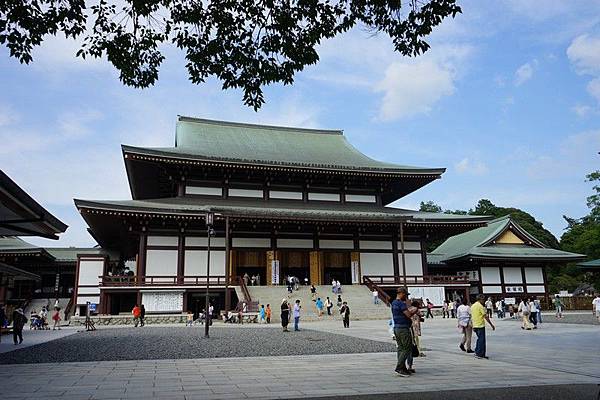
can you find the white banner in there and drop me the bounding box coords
[351,261,360,284]
[142,291,184,312]
[271,260,280,285]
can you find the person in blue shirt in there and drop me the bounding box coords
[391,287,418,377]
[315,298,324,318]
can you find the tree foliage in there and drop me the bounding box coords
[1,0,462,109]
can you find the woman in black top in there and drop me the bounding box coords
[280,299,290,332]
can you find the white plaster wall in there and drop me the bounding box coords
[482,286,502,294]
[146,250,178,276]
[78,259,104,286]
[232,238,271,248]
[503,267,523,284]
[270,190,303,200]
[185,186,222,196]
[481,267,501,284]
[77,287,100,295]
[319,239,354,249]
[277,239,313,248]
[228,188,263,198]
[524,267,544,284]
[360,253,394,276]
[408,286,445,305]
[396,242,421,251]
[345,194,376,203]
[76,295,100,305]
[186,237,226,247]
[308,192,340,201]
[527,285,545,293]
[184,250,226,276]
[399,253,423,276]
[359,241,392,250]
[147,236,179,246]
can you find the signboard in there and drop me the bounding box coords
[88,303,97,314]
[408,286,445,306]
[506,286,524,293]
[142,291,184,312]
[504,297,516,305]
[457,270,479,282]
[351,261,360,284]
[271,260,280,285]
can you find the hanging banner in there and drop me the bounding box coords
[351,261,360,284]
[271,260,280,285]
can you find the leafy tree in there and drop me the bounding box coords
[0,0,462,110]
[419,200,442,213]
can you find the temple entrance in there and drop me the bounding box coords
[107,291,137,315]
[323,251,352,285]
[235,250,267,285]
[186,290,231,319]
[280,251,310,285]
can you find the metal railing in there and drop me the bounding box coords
[99,275,233,286]
[363,276,392,306]
[363,275,470,285]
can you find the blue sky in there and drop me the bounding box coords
[1,0,599,248]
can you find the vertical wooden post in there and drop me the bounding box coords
[137,233,147,278]
[177,235,185,284]
[400,222,407,289]
[392,232,400,283]
[224,217,231,311]
[266,250,274,286]
[309,251,322,285]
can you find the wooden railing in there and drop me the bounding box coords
[364,275,469,285]
[235,276,252,303]
[363,276,392,306]
[100,275,233,286]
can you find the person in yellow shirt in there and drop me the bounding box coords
[471,294,495,359]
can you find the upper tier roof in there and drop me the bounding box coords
[123,116,445,175]
[428,216,585,264]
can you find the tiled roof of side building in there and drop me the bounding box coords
[577,259,600,268]
[121,116,446,175]
[429,216,586,263]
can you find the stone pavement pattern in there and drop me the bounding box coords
[0,316,598,399]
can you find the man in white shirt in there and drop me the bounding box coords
[293,300,301,331]
[373,289,379,304]
[592,294,600,321]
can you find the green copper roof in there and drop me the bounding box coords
[74,197,489,225]
[577,259,600,268]
[0,237,109,262]
[429,216,585,263]
[122,117,445,174]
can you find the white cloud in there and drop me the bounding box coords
[58,109,104,138]
[572,104,593,117]
[454,157,489,176]
[567,34,600,74]
[586,78,600,102]
[0,104,18,127]
[514,62,535,86]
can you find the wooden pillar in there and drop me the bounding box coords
[350,251,361,284]
[177,235,185,284]
[399,222,407,288]
[309,251,323,285]
[137,234,147,278]
[392,232,400,283]
[266,250,274,286]
[224,217,231,310]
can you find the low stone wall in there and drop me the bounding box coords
[71,314,187,326]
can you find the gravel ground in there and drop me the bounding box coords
[539,313,600,325]
[0,325,396,364]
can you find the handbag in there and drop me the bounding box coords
[411,343,420,357]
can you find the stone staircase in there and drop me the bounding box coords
[24,298,71,326]
[238,285,391,322]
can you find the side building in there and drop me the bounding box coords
[74,116,491,316]
[428,216,585,303]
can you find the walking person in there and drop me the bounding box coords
[410,300,424,357]
[425,299,434,319]
[325,297,333,315]
[495,299,503,319]
[315,297,324,318]
[336,294,343,308]
[340,301,350,328]
[52,308,61,330]
[485,297,493,319]
[132,304,141,327]
[259,304,266,323]
[310,285,317,302]
[456,298,474,353]
[442,300,449,318]
[592,293,600,322]
[373,289,379,305]
[266,304,271,324]
[529,297,539,328]
[553,295,564,319]
[448,299,455,319]
[140,304,146,327]
[12,307,27,345]
[471,294,495,359]
[331,279,337,294]
[293,300,301,331]
[0,304,6,342]
[280,299,290,332]
[392,288,418,377]
[518,298,532,330]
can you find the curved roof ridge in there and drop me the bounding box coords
[176,115,343,136]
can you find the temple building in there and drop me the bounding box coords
[427,216,585,302]
[74,116,491,316]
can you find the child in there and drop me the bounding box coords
[259,305,266,323]
[409,300,424,357]
[266,304,271,324]
[186,311,194,327]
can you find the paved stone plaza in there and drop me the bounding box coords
[0,315,598,399]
